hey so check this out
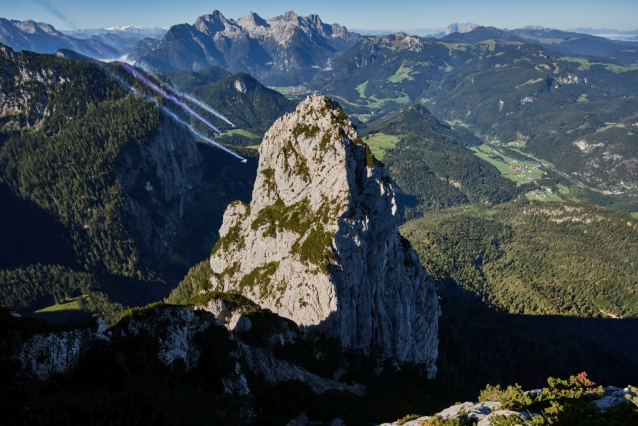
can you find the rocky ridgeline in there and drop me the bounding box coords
[6,301,363,397]
[134,11,359,85]
[208,95,440,375]
[383,387,636,426]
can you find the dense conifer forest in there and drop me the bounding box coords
[0,50,258,323]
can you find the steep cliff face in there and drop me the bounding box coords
[117,112,205,261]
[209,95,440,374]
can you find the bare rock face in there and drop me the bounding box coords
[209,95,440,375]
[445,22,480,35]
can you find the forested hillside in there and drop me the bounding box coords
[0,46,258,323]
[402,201,638,317]
[361,104,524,217]
[159,69,297,147]
[400,199,638,394]
[423,42,638,193]
[190,72,297,137]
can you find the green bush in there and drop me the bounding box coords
[396,414,422,425]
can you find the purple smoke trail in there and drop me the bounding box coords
[119,62,224,135]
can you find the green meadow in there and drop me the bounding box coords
[470,144,544,184]
[26,297,84,324]
[363,133,399,160]
[223,129,261,139]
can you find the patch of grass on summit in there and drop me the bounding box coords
[363,133,399,160]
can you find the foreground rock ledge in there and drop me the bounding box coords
[209,95,440,375]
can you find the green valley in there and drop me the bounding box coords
[360,104,529,217]
[470,144,545,184]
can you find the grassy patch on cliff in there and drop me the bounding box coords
[239,262,281,299]
[252,198,313,238]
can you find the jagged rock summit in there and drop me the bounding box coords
[133,10,360,85]
[209,95,440,374]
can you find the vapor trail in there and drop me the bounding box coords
[167,86,235,128]
[118,62,224,135]
[159,107,246,161]
[101,64,246,162]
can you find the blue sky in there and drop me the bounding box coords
[3,0,638,31]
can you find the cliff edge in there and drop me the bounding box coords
[209,95,439,374]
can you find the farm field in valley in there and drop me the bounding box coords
[470,144,545,184]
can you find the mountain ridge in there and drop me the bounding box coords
[134,10,360,85]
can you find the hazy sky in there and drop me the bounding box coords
[3,0,638,31]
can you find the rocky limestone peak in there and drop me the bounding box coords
[281,11,300,23]
[307,14,323,26]
[237,12,269,29]
[35,22,60,36]
[369,33,430,52]
[208,95,440,374]
[194,10,236,36]
[14,20,39,34]
[445,22,480,35]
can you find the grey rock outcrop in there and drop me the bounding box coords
[592,386,636,411]
[120,307,215,370]
[379,401,503,426]
[15,318,109,380]
[208,95,440,375]
[7,303,367,401]
[384,386,637,426]
[228,313,253,333]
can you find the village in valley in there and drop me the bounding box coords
[469,143,546,184]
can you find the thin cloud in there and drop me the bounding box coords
[29,0,76,27]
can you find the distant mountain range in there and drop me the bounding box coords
[61,26,168,40]
[3,11,638,86]
[0,18,121,59]
[0,19,167,60]
[351,28,445,37]
[567,27,638,41]
[132,10,360,86]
